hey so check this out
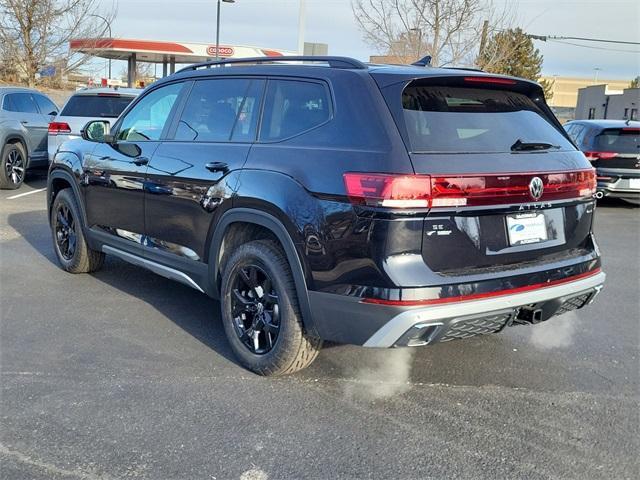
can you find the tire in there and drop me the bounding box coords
[220,240,322,376]
[0,142,27,190]
[51,188,105,273]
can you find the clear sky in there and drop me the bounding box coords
[96,0,639,80]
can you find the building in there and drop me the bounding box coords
[539,76,631,108]
[69,38,296,87]
[574,84,640,121]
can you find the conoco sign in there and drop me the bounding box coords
[207,46,234,57]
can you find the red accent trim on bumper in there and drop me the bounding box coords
[361,268,602,306]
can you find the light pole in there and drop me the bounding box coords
[593,67,602,85]
[409,28,423,60]
[90,13,112,79]
[298,0,306,54]
[215,0,235,61]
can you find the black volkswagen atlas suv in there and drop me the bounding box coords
[47,56,605,375]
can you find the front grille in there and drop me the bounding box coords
[555,292,592,315]
[438,313,511,342]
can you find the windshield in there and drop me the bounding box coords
[60,94,135,118]
[595,129,640,154]
[401,85,574,153]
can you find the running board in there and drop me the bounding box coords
[102,245,204,293]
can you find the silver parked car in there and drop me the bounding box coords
[0,87,58,189]
[48,87,140,161]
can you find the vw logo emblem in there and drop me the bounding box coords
[529,177,544,201]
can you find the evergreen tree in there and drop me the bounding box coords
[478,28,553,100]
[630,76,640,89]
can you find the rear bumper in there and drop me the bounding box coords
[596,168,640,199]
[308,270,605,348]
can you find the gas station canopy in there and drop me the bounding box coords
[69,38,296,85]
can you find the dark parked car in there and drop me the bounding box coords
[1,87,58,189]
[564,119,640,205]
[47,56,605,375]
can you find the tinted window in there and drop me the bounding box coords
[595,129,640,154]
[175,78,263,142]
[260,80,330,141]
[565,124,585,145]
[117,83,184,141]
[34,94,58,115]
[2,95,16,111]
[61,94,134,118]
[401,85,574,153]
[4,93,39,113]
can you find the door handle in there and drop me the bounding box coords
[205,161,228,173]
[20,120,28,125]
[133,156,149,166]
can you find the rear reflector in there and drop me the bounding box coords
[48,122,71,135]
[584,151,618,160]
[361,268,602,306]
[344,169,596,208]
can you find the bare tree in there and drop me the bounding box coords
[0,0,114,86]
[352,0,511,67]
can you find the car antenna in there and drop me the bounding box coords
[411,55,432,67]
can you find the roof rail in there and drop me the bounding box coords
[176,56,367,73]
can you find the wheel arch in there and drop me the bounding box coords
[209,208,319,337]
[3,134,29,166]
[47,168,88,229]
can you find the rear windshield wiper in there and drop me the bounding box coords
[511,139,560,151]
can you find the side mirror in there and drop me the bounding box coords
[81,120,112,143]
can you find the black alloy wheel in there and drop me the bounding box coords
[230,264,281,355]
[54,203,77,261]
[5,148,25,186]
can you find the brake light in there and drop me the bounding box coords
[343,173,431,208]
[48,122,71,135]
[463,76,517,85]
[584,151,618,160]
[343,169,596,209]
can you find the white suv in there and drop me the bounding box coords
[48,87,140,161]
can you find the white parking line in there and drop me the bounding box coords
[6,188,46,200]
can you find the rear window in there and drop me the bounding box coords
[595,129,640,154]
[402,85,574,153]
[61,94,135,118]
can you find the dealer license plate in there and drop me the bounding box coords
[506,213,548,246]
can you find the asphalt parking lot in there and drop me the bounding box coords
[1,170,638,480]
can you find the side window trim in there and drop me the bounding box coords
[165,80,195,140]
[110,81,188,142]
[257,77,334,144]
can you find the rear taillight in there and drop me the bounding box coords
[343,173,431,208]
[48,122,71,135]
[343,170,596,209]
[584,151,618,161]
